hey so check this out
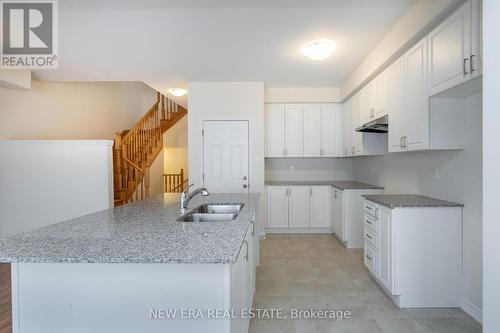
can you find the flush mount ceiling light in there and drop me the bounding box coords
[167,88,187,97]
[300,39,337,61]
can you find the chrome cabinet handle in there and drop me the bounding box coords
[366,254,372,261]
[404,136,408,148]
[243,240,248,261]
[250,221,255,237]
[400,136,403,148]
[470,55,476,73]
[334,190,337,199]
[463,58,469,77]
[310,188,313,196]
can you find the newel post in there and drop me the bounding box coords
[144,166,150,199]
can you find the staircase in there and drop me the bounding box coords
[113,92,187,206]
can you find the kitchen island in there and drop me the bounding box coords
[0,193,259,333]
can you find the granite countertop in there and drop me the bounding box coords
[0,193,259,264]
[362,194,464,209]
[265,180,383,190]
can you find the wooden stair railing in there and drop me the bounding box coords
[113,92,187,206]
[164,169,189,193]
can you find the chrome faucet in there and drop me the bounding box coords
[180,184,209,211]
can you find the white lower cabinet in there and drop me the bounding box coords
[363,200,462,308]
[266,185,330,231]
[331,187,384,248]
[230,220,256,333]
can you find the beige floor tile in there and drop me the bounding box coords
[251,234,482,333]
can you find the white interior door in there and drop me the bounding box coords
[202,120,249,193]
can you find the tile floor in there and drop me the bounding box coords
[250,234,482,333]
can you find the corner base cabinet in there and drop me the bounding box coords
[363,200,462,307]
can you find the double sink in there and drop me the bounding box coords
[177,203,245,222]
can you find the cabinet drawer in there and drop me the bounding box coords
[364,200,378,217]
[364,213,378,232]
[365,227,378,248]
[364,242,377,275]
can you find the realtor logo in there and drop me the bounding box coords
[1,0,58,69]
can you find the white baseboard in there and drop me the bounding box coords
[460,297,482,324]
[265,228,333,234]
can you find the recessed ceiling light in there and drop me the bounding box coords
[300,39,337,61]
[167,88,187,97]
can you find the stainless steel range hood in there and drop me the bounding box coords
[355,115,388,133]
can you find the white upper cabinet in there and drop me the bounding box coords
[303,104,322,157]
[428,0,482,95]
[386,58,405,152]
[284,104,303,157]
[309,186,331,228]
[320,104,342,157]
[361,82,375,124]
[265,104,285,157]
[342,99,353,156]
[374,72,387,118]
[403,38,429,151]
[351,92,364,155]
[265,103,341,158]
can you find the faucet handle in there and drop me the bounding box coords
[183,183,195,195]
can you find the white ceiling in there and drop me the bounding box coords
[34,0,415,91]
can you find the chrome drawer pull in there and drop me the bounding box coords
[366,254,372,261]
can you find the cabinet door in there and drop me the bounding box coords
[470,0,482,78]
[289,186,310,228]
[309,186,331,228]
[332,188,344,238]
[321,104,342,157]
[428,1,471,95]
[303,104,322,157]
[363,82,376,123]
[230,249,244,333]
[267,186,288,228]
[284,104,303,157]
[378,209,393,293]
[342,100,353,156]
[351,92,364,155]
[265,104,285,157]
[374,72,387,118]
[404,38,429,151]
[386,58,405,152]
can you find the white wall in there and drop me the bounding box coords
[163,116,188,179]
[340,0,462,99]
[0,69,31,89]
[0,80,156,140]
[188,82,265,228]
[483,0,500,331]
[148,149,165,197]
[265,158,353,181]
[0,140,113,238]
[265,87,341,103]
[353,93,482,316]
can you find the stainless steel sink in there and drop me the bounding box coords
[190,203,245,215]
[177,203,245,222]
[177,213,238,222]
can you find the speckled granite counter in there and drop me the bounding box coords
[265,180,383,190]
[362,194,464,209]
[0,193,259,264]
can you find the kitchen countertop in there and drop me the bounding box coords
[265,180,383,190]
[0,193,259,264]
[362,194,464,209]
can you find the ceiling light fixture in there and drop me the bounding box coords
[300,39,337,61]
[167,88,187,97]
